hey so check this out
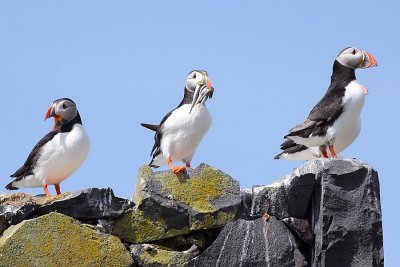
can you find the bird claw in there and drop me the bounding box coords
[173,166,185,174]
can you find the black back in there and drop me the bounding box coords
[286,60,356,138]
[10,131,58,181]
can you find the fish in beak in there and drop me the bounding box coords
[360,50,378,69]
[189,74,214,114]
[45,103,62,130]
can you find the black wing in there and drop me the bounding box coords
[286,84,346,138]
[149,110,174,158]
[10,131,58,180]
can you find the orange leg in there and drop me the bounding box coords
[320,147,328,158]
[42,184,51,198]
[328,145,337,158]
[55,184,61,195]
[167,157,185,174]
[185,163,191,168]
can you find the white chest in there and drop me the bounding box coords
[161,104,212,160]
[35,124,90,184]
[329,80,366,141]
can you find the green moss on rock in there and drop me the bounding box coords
[113,208,190,243]
[191,212,235,231]
[154,166,234,212]
[0,212,133,267]
[131,244,198,267]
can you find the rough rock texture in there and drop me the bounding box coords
[131,243,199,267]
[188,217,308,267]
[0,188,128,227]
[113,164,241,243]
[251,160,318,219]
[0,212,133,266]
[310,159,384,267]
[0,160,384,266]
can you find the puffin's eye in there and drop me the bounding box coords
[352,49,356,55]
[62,103,67,109]
[193,73,197,79]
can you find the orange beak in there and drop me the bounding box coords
[361,51,378,68]
[45,104,62,130]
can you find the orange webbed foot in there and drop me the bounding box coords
[173,165,185,174]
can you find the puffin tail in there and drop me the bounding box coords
[274,153,283,160]
[5,181,18,190]
[141,123,159,132]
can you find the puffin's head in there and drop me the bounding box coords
[45,98,78,128]
[336,47,378,69]
[185,70,214,113]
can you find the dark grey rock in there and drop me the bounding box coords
[114,164,241,243]
[0,188,129,227]
[251,160,318,219]
[310,159,384,267]
[39,188,129,220]
[188,217,308,267]
[236,188,253,220]
[282,217,313,245]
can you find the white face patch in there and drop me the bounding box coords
[336,47,363,69]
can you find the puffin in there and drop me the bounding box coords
[6,98,90,197]
[141,70,214,174]
[275,47,378,160]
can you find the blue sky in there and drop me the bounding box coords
[0,1,397,264]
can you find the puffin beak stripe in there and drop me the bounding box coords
[205,75,212,90]
[361,51,378,68]
[45,104,56,121]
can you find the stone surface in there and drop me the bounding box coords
[310,159,384,267]
[251,160,318,219]
[188,217,308,267]
[0,212,133,266]
[0,188,129,226]
[282,217,313,245]
[131,243,199,267]
[113,164,241,243]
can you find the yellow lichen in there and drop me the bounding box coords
[0,212,133,266]
[191,212,235,230]
[155,167,234,213]
[133,244,194,267]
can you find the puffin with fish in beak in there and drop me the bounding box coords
[141,70,214,174]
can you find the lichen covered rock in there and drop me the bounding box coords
[113,164,241,243]
[0,212,133,267]
[131,243,199,267]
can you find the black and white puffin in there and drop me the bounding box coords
[141,70,214,174]
[275,47,378,160]
[6,98,90,197]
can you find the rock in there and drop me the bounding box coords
[310,159,384,267]
[131,243,199,267]
[250,160,318,219]
[188,217,308,267]
[39,188,129,220]
[0,212,134,266]
[282,217,313,245]
[113,164,241,243]
[0,188,129,227]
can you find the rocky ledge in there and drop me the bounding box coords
[0,160,384,266]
